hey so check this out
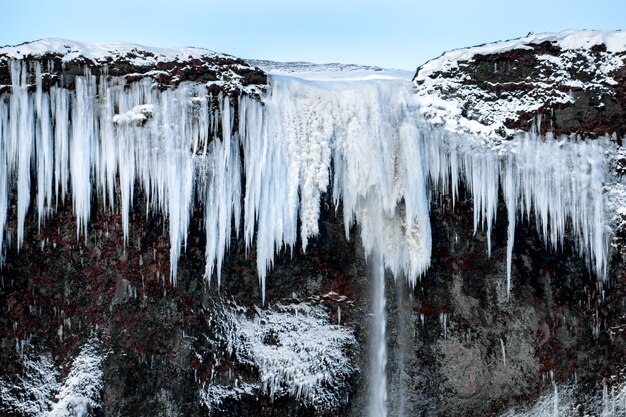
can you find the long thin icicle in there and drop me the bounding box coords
[427,130,609,290]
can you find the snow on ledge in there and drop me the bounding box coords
[413,30,626,139]
[0,38,228,66]
[248,59,413,81]
[416,30,626,81]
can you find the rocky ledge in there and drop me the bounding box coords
[0,39,267,96]
[414,30,626,139]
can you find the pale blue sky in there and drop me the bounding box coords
[2,0,625,70]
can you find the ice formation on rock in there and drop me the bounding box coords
[206,301,356,411]
[0,354,59,415]
[427,128,610,293]
[0,46,618,300]
[0,339,102,417]
[498,380,626,417]
[239,76,432,299]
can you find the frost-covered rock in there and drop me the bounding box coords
[202,301,357,413]
[0,354,59,416]
[0,339,103,417]
[414,30,626,138]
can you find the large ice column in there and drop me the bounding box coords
[10,61,34,250]
[71,70,98,239]
[34,63,54,230]
[240,76,433,300]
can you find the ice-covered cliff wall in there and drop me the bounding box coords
[0,35,621,301]
[1,32,625,417]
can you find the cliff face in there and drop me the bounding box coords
[1,32,626,417]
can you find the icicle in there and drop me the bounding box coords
[11,60,35,250]
[34,62,53,228]
[439,313,448,340]
[0,61,613,304]
[503,153,517,297]
[0,93,8,264]
[52,85,70,206]
[551,371,559,417]
[70,68,97,239]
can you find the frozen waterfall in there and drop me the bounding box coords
[0,60,613,301]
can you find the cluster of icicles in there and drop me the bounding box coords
[0,61,610,301]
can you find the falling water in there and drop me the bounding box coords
[396,277,408,417]
[369,251,387,417]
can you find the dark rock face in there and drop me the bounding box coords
[381,190,626,416]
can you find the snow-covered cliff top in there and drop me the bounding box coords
[416,30,626,80]
[248,59,413,81]
[0,38,225,64]
[414,30,626,139]
[0,39,267,95]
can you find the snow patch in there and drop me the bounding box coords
[48,340,104,417]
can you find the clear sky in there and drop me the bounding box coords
[2,0,625,70]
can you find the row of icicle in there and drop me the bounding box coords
[0,61,611,301]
